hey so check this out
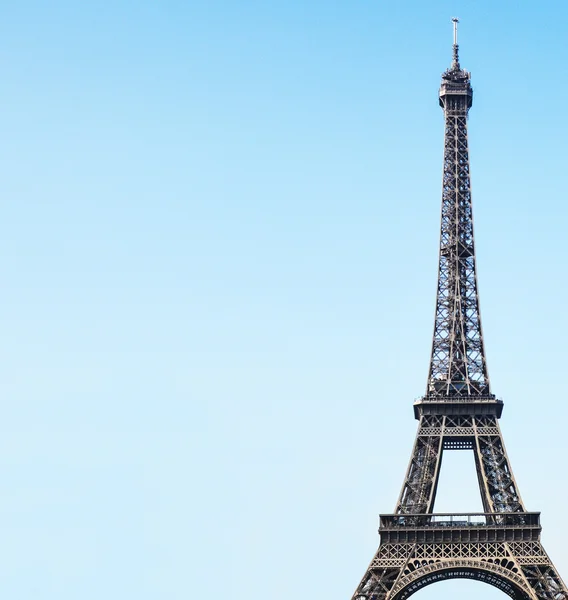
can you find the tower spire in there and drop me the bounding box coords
[452,17,460,69]
[428,19,487,398]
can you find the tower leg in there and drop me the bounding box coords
[510,541,568,600]
[473,417,524,512]
[395,416,443,514]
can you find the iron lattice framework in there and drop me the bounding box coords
[428,26,489,398]
[350,20,568,600]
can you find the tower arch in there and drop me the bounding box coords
[391,560,533,600]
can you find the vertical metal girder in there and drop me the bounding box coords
[395,416,443,514]
[473,417,525,513]
[352,567,405,600]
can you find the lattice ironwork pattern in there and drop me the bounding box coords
[395,430,442,514]
[350,22,567,600]
[397,415,523,514]
[475,424,524,513]
[354,540,565,600]
[427,39,489,398]
[522,565,568,600]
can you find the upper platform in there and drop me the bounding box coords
[414,395,503,419]
[439,60,473,109]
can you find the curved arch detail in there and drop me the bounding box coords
[390,559,533,600]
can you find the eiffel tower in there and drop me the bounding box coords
[351,19,567,600]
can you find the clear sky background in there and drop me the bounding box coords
[2,1,568,599]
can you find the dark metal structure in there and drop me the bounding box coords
[350,19,567,600]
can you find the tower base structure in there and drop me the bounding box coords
[354,512,565,600]
[351,408,568,600]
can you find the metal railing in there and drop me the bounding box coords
[416,396,502,404]
[379,512,540,529]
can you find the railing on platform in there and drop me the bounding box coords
[379,512,540,529]
[416,396,502,404]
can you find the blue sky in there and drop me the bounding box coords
[2,1,568,599]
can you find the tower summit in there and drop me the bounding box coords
[350,20,568,600]
[415,15,493,415]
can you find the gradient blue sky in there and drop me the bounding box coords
[2,1,568,599]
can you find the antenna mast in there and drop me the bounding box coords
[452,17,460,69]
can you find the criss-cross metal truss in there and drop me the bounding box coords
[394,414,524,516]
[350,20,568,600]
[427,21,489,399]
